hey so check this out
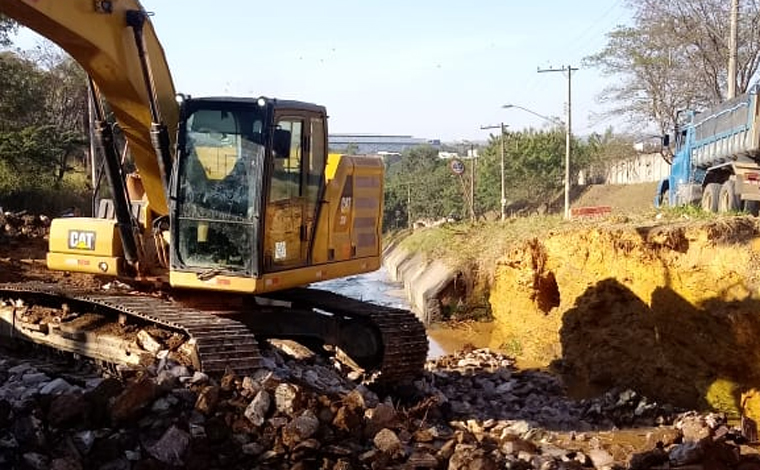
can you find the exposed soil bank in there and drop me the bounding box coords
[387,216,760,420]
[490,218,760,414]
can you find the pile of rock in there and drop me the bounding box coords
[0,211,50,240]
[0,344,758,470]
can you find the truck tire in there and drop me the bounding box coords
[718,180,741,213]
[744,200,760,216]
[701,183,721,212]
[660,189,671,207]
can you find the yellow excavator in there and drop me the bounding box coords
[0,0,427,381]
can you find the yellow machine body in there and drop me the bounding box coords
[47,218,123,276]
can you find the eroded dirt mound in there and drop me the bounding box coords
[489,217,760,417]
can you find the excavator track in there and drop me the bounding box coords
[0,282,261,377]
[0,283,428,383]
[271,288,429,384]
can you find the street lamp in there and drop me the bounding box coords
[501,104,563,126]
[480,123,508,221]
[502,103,571,219]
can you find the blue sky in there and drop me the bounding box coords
[13,0,632,141]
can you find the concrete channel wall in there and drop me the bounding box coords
[381,241,461,325]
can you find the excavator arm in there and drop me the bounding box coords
[0,0,177,215]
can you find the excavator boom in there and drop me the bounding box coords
[1,0,177,214]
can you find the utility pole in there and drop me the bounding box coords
[480,123,508,221]
[538,65,577,219]
[728,0,739,99]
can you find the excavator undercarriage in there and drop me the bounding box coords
[0,282,428,384]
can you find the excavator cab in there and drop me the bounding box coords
[169,97,333,290]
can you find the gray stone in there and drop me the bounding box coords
[274,382,302,416]
[151,397,173,413]
[242,441,265,455]
[241,376,260,397]
[39,378,77,395]
[22,372,50,387]
[147,425,190,466]
[8,363,32,375]
[669,440,706,466]
[73,430,95,455]
[587,448,615,468]
[282,410,320,447]
[23,452,49,470]
[194,385,220,415]
[50,456,83,470]
[244,390,271,426]
[373,428,403,456]
[136,330,163,353]
[366,402,397,435]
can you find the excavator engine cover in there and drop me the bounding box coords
[47,217,124,276]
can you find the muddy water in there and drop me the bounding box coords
[313,267,488,358]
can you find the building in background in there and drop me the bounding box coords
[328,134,440,154]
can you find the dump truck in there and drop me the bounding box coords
[655,83,760,214]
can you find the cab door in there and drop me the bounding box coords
[263,112,326,272]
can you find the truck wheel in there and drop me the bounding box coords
[701,183,721,212]
[718,181,741,213]
[744,200,760,216]
[660,189,671,207]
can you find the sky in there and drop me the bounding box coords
[11,0,633,142]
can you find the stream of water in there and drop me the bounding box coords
[313,267,448,358]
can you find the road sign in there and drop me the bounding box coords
[450,158,465,175]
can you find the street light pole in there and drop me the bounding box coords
[536,65,577,219]
[480,123,509,221]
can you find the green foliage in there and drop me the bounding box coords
[382,130,630,229]
[0,46,89,208]
[383,145,467,230]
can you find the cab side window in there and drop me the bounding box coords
[269,119,303,202]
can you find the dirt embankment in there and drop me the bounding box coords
[489,217,760,417]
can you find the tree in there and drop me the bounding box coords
[0,47,88,192]
[0,51,46,130]
[585,0,760,133]
[383,145,467,229]
[26,45,89,183]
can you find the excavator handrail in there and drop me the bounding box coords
[0,0,178,214]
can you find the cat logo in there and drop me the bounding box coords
[68,230,97,251]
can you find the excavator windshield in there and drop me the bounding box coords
[175,101,268,274]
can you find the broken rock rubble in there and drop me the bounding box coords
[0,345,758,469]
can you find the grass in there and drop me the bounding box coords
[397,215,566,272]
